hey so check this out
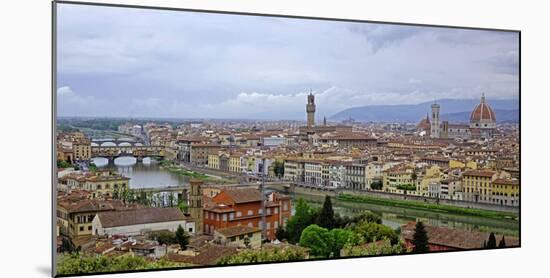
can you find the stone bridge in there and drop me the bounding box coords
[91,145,165,160]
[91,138,145,147]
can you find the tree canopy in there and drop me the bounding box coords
[218,246,308,265]
[286,198,316,243]
[175,225,189,250]
[353,221,399,245]
[411,221,429,253]
[317,195,335,229]
[56,254,184,275]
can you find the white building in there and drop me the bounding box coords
[92,207,195,237]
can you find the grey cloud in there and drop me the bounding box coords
[56,3,519,119]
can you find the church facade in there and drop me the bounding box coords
[418,93,497,140]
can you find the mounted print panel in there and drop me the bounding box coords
[53,1,520,277]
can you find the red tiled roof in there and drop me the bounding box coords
[401,222,519,249]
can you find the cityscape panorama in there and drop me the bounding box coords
[54,2,520,276]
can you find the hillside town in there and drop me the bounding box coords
[55,93,520,275]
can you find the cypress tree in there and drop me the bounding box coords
[317,195,335,229]
[412,221,429,253]
[498,236,506,248]
[175,225,189,250]
[486,232,497,249]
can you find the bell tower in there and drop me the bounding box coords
[189,179,204,235]
[430,102,440,138]
[306,92,316,127]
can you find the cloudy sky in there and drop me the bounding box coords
[56,3,519,119]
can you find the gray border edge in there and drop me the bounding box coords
[51,1,58,277]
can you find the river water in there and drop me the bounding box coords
[91,157,188,189]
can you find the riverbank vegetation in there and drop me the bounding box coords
[159,160,231,183]
[278,196,405,258]
[337,194,518,221]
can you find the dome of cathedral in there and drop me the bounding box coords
[417,114,431,130]
[470,93,496,123]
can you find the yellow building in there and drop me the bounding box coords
[208,154,220,169]
[462,169,496,203]
[84,170,130,198]
[382,164,416,193]
[57,199,123,239]
[214,226,262,249]
[492,178,520,206]
[418,165,441,195]
[449,159,477,169]
[73,139,91,161]
[229,155,243,173]
[246,156,257,172]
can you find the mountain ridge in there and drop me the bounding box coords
[330,98,519,123]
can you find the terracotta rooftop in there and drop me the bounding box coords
[463,169,496,178]
[166,244,238,266]
[401,222,519,249]
[215,226,261,238]
[96,207,186,228]
[220,188,262,204]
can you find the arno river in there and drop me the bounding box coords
[92,157,188,189]
[92,156,519,237]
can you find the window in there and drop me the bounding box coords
[266,222,271,229]
[258,221,263,228]
[229,212,234,220]
[88,226,92,231]
[283,202,288,211]
[79,226,84,231]
[216,214,219,221]
[266,208,271,215]
[274,207,279,214]
[274,221,279,229]
[247,210,253,216]
[258,208,263,214]
[222,214,227,221]
[248,222,253,227]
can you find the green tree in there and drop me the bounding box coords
[275,226,288,241]
[168,193,175,207]
[317,195,335,229]
[56,254,185,275]
[498,236,506,248]
[148,230,177,245]
[353,211,382,225]
[299,224,333,257]
[57,159,72,168]
[273,161,285,178]
[218,246,308,265]
[341,239,405,257]
[486,232,497,248]
[177,199,188,213]
[370,180,383,190]
[286,198,316,243]
[411,221,429,253]
[354,221,399,245]
[175,225,189,250]
[59,237,76,253]
[330,228,359,257]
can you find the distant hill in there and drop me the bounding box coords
[330,99,519,123]
[441,109,519,123]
